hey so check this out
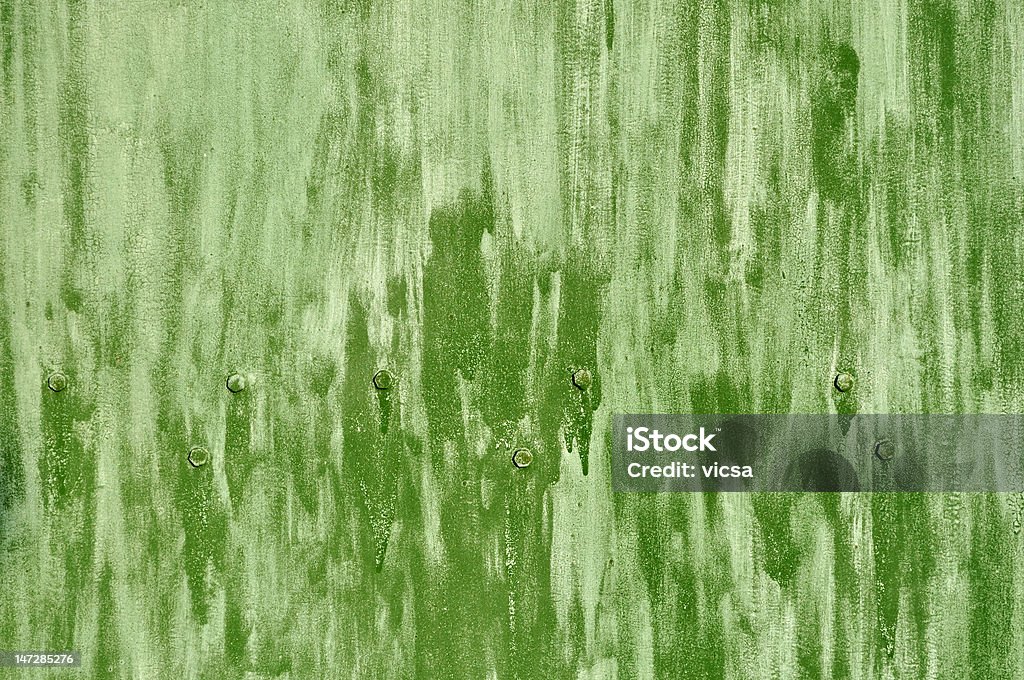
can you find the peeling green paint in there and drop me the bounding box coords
[1,1,1023,678]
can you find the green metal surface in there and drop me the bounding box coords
[1,0,1023,677]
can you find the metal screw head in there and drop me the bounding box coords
[373,369,395,390]
[834,372,854,393]
[874,439,896,462]
[187,446,210,468]
[572,368,592,390]
[512,448,533,469]
[47,372,68,392]
[226,373,247,393]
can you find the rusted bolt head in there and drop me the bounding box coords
[187,446,210,468]
[226,373,247,393]
[572,368,592,390]
[47,372,68,392]
[834,372,854,393]
[512,448,533,469]
[874,439,895,462]
[373,369,395,390]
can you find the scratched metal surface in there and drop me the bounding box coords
[1,1,1023,678]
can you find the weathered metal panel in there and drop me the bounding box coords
[1,0,1023,677]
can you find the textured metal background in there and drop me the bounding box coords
[1,0,1023,677]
